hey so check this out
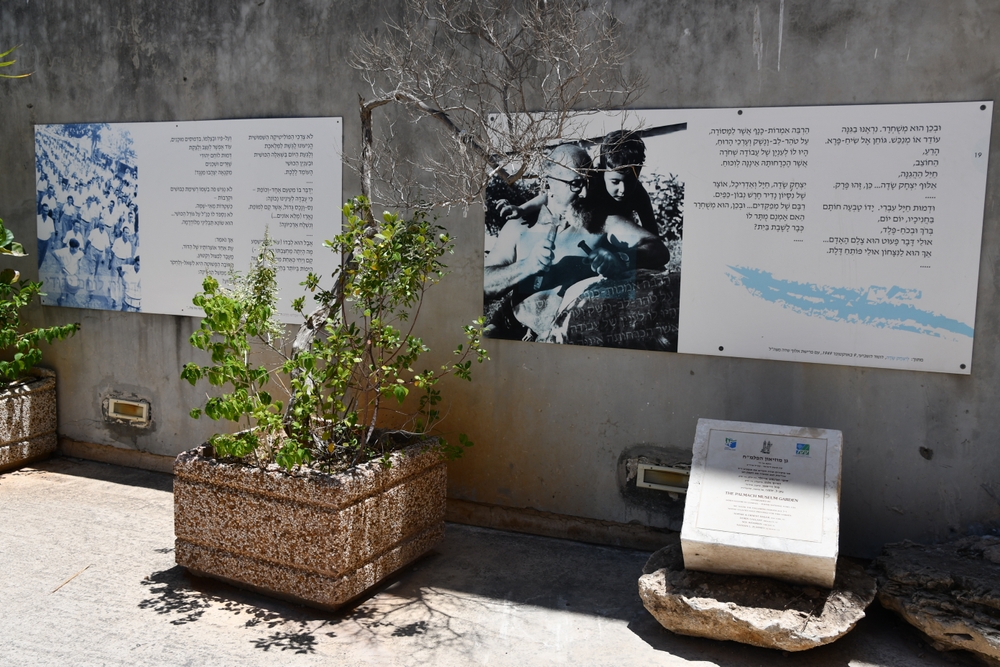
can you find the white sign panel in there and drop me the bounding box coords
[483,102,992,374]
[34,117,342,322]
[680,418,843,587]
[695,428,828,542]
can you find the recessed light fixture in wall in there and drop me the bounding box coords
[635,463,690,494]
[103,396,151,427]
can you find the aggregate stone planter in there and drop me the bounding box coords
[173,440,447,610]
[0,368,58,474]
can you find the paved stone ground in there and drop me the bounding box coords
[0,456,984,667]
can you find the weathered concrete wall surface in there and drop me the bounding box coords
[2,1,998,557]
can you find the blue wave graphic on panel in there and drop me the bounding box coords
[726,266,974,339]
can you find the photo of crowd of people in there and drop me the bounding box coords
[484,125,685,352]
[35,123,141,311]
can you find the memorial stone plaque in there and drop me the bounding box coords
[680,418,843,587]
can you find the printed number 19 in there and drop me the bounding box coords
[975,152,983,158]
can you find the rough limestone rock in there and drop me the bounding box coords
[638,541,876,651]
[872,536,1000,664]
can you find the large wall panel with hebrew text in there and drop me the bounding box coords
[483,102,992,374]
[34,117,341,322]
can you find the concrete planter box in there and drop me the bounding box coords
[173,440,447,609]
[0,368,58,474]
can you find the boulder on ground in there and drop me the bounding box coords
[638,542,876,651]
[872,535,1000,664]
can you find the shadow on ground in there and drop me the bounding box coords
[7,456,984,665]
[626,589,984,667]
[138,527,987,665]
[12,455,174,492]
[139,564,337,653]
[138,551,492,656]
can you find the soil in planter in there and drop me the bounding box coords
[223,427,441,475]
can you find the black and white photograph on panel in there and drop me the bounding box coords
[483,119,685,352]
[36,123,140,311]
[484,103,993,373]
[31,117,342,321]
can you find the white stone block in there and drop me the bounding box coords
[681,418,843,587]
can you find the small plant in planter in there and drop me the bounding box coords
[174,198,487,609]
[0,44,80,472]
[0,220,80,382]
[173,0,638,607]
[0,218,81,472]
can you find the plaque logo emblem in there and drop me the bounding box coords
[724,437,737,450]
[760,440,773,454]
[796,443,810,456]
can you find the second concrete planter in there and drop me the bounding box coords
[0,368,58,474]
[173,440,446,609]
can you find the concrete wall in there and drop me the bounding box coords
[2,0,999,557]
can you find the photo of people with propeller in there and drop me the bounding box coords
[484,122,685,351]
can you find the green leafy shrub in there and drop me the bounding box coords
[0,49,79,382]
[180,235,285,466]
[183,198,488,472]
[0,218,79,383]
[0,45,30,80]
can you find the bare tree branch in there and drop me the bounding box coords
[350,0,645,211]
